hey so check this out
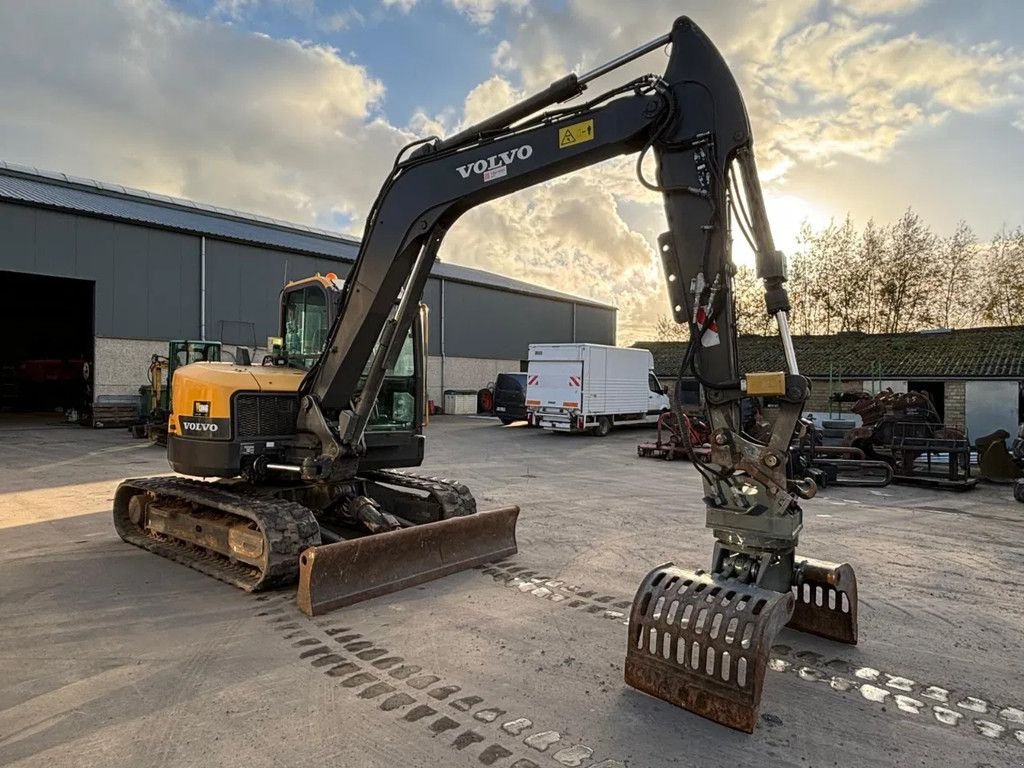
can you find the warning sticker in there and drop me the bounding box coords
[558,119,594,149]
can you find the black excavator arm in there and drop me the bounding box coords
[297,15,858,732]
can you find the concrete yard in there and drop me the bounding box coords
[1,415,1023,767]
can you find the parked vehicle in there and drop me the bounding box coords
[526,343,669,435]
[492,372,528,424]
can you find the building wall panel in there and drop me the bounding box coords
[73,216,116,336]
[34,210,77,276]
[0,203,35,272]
[443,282,573,360]
[422,278,441,356]
[146,230,191,339]
[110,224,150,336]
[204,240,351,343]
[574,304,616,345]
[0,202,616,377]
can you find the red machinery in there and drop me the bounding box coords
[637,410,711,461]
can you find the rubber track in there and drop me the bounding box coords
[113,477,321,592]
[361,469,477,518]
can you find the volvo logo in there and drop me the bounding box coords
[457,144,533,182]
[180,419,219,433]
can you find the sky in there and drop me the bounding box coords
[2,0,1023,342]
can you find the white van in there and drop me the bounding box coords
[526,343,670,435]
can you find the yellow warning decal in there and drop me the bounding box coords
[558,119,594,149]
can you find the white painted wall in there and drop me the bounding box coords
[93,337,167,400]
[426,355,522,407]
[965,381,1020,440]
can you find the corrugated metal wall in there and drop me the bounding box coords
[0,201,616,356]
[1,202,200,338]
[442,282,575,359]
[204,239,346,345]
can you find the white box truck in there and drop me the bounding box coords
[526,343,670,435]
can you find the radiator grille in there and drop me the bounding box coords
[234,394,299,438]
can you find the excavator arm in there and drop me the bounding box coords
[297,15,858,732]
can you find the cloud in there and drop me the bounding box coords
[382,0,419,12]
[840,0,928,16]
[319,7,365,31]
[480,1,1024,169]
[0,0,409,234]
[210,0,363,32]
[445,0,530,27]
[211,0,260,19]
[441,175,667,343]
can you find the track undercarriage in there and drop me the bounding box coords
[113,471,519,613]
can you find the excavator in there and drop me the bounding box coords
[112,16,858,733]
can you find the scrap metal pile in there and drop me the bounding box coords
[842,389,977,489]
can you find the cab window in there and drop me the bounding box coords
[283,286,328,370]
[362,330,417,432]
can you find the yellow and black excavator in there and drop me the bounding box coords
[114,16,859,732]
[115,272,519,611]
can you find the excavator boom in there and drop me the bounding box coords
[291,15,859,731]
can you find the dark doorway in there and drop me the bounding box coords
[0,271,94,416]
[907,380,945,422]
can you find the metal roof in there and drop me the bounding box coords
[0,161,614,310]
[636,326,1024,380]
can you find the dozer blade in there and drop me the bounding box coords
[625,564,794,733]
[297,505,519,616]
[789,558,858,644]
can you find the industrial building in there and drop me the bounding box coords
[638,326,1024,439]
[0,161,616,419]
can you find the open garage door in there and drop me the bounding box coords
[0,271,94,419]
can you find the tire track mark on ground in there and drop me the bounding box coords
[479,559,1024,746]
[254,592,625,768]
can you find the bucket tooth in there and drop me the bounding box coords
[625,563,794,733]
[297,505,519,616]
[788,558,858,645]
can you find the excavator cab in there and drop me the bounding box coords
[279,274,427,468]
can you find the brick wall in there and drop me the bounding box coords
[944,380,966,430]
[805,379,866,413]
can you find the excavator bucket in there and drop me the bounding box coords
[625,564,794,732]
[296,505,519,616]
[789,558,858,644]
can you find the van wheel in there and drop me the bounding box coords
[594,416,612,437]
[499,417,515,425]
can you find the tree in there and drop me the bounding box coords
[654,314,687,341]
[935,221,977,329]
[645,211,1022,339]
[732,265,775,336]
[855,219,887,334]
[876,208,938,333]
[980,227,1024,325]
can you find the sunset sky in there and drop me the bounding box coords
[3,0,1023,341]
